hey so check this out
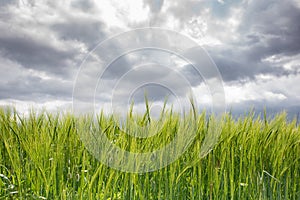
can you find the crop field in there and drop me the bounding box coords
[0,107,299,199]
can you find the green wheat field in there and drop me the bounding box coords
[0,106,299,199]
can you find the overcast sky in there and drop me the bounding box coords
[0,0,300,118]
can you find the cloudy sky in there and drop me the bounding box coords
[0,0,300,118]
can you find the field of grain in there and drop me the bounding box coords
[0,107,299,199]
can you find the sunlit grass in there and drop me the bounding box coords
[0,107,299,199]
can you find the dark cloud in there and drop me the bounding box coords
[200,0,300,83]
[206,47,295,83]
[127,83,177,103]
[178,64,204,86]
[70,0,95,12]
[0,72,72,101]
[95,63,193,104]
[238,0,300,57]
[52,18,106,49]
[228,99,300,121]
[0,1,81,102]
[0,28,78,78]
[164,0,300,84]
[0,0,18,7]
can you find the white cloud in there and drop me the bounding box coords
[0,99,72,116]
[262,53,300,71]
[225,74,300,105]
[110,0,150,25]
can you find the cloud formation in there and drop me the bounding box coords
[0,0,299,117]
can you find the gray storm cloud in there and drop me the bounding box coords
[0,0,299,117]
